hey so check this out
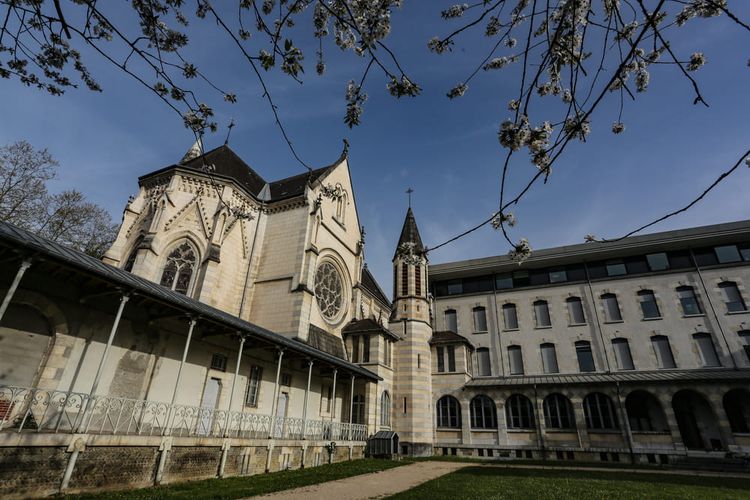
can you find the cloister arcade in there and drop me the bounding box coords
[434,384,750,457]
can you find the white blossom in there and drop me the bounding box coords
[447,83,468,99]
[611,122,625,134]
[483,57,510,71]
[491,212,516,229]
[442,4,469,19]
[687,52,706,71]
[635,69,650,92]
[508,238,532,264]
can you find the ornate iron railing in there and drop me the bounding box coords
[0,385,368,442]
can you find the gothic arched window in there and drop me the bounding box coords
[160,241,198,295]
[470,395,497,429]
[436,395,461,428]
[380,391,391,427]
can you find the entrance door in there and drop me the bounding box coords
[274,392,288,438]
[199,378,221,435]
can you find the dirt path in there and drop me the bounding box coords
[253,461,468,500]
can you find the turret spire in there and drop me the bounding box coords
[180,138,203,164]
[394,207,424,260]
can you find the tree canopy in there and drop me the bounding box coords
[1,0,747,260]
[0,141,118,257]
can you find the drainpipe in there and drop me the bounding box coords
[330,369,338,424]
[78,293,130,432]
[533,384,546,459]
[238,211,263,319]
[224,333,248,436]
[689,249,738,369]
[268,349,285,438]
[615,382,636,463]
[583,263,612,373]
[302,359,313,440]
[164,318,197,436]
[0,258,32,322]
[349,375,356,440]
[491,278,506,376]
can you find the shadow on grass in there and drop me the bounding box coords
[456,466,750,491]
[64,459,407,500]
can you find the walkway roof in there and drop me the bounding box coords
[0,221,379,381]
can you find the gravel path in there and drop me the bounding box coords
[252,461,468,500]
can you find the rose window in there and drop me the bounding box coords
[315,261,344,321]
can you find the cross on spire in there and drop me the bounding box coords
[406,187,414,208]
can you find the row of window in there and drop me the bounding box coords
[433,243,750,297]
[438,329,750,377]
[443,282,747,334]
[437,389,750,434]
[346,334,394,366]
[499,331,747,376]
[437,393,620,430]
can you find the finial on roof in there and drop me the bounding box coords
[406,187,414,208]
[342,138,349,157]
[180,138,203,164]
[224,118,235,146]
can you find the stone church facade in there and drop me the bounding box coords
[0,143,749,496]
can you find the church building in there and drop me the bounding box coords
[0,143,749,496]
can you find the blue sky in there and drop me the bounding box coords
[1,2,749,291]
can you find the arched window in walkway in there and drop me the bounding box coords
[543,393,575,429]
[625,391,668,432]
[470,395,497,429]
[723,389,750,434]
[506,394,534,429]
[0,304,53,387]
[672,390,724,451]
[380,391,391,428]
[437,396,461,428]
[160,240,198,295]
[583,392,618,430]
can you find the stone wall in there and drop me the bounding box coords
[0,446,68,498]
[0,436,367,499]
[69,446,159,490]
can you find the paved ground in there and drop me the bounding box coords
[254,461,468,500]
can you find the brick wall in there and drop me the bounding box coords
[0,442,367,497]
[0,447,67,498]
[69,446,158,490]
[164,446,222,483]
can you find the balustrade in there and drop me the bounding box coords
[0,385,368,442]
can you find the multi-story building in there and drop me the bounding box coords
[425,217,750,463]
[1,141,749,497]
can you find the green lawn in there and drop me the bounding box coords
[387,466,750,500]
[67,459,406,500]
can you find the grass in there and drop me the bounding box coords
[387,466,750,500]
[66,459,406,500]
[414,455,662,469]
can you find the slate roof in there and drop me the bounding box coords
[360,265,391,308]
[466,368,750,388]
[429,330,474,349]
[180,145,267,196]
[268,165,330,201]
[305,324,348,359]
[394,207,424,259]
[0,221,378,380]
[342,318,400,341]
[140,144,341,203]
